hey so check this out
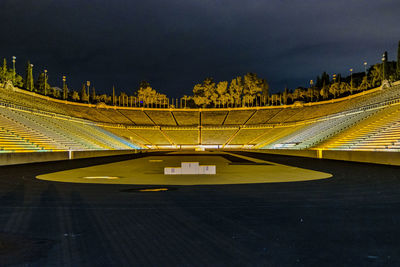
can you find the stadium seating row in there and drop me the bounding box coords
[317,104,400,151]
[0,105,138,152]
[2,84,397,127]
[1,83,400,152]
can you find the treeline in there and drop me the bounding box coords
[272,61,397,106]
[188,73,269,108]
[1,41,400,108]
[0,60,169,107]
[186,49,399,107]
[0,59,23,87]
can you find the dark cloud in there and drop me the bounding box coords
[0,0,398,96]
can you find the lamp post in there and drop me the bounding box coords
[350,68,353,89]
[86,81,90,103]
[364,62,367,76]
[381,53,386,82]
[62,76,67,99]
[44,69,47,95]
[30,64,34,91]
[333,74,336,83]
[12,56,16,85]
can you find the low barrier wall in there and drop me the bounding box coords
[253,149,318,158]
[70,150,138,160]
[0,151,68,166]
[321,150,400,166]
[0,149,138,166]
[252,149,400,166]
[2,148,399,167]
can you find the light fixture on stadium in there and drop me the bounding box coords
[11,56,16,84]
[44,69,48,95]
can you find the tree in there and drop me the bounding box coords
[339,82,350,95]
[243,73,263,105]
[397,41,400,79]
[370,64,383,87]
[316,72,330,89]
[81,84,88,102]
[202,78,216,104]
[91,86,96,103]
[112,86,116,105]
[0,59,23,87]
[328,82,339,98]
[0,59,7,82]
[316,75,322,88]
[192,78,214,107]
[35,73,50,94]
[282,88,289,105]
[71,90,80,101]
[358,76,370,91]
[139,81,150,89]
[14,74,23,87]
[120,92,128,106]
[63,80,68,100]
[136,85,167,106]
[336,73,342,84]
[260,79,269,99]
[24,61,34,91]
[98,94,111,104]
[192,84,208,107]
[292,88,307,102]
[307,87,315,102]
[215,81,229,107]
[49,87,61,98]
[228,77,243,106]
[320,84,329,100]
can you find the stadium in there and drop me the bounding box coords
[1,79,400,265]
[2,80,400,153]
[2,0,400,264]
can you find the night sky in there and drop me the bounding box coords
[0,0,399,97]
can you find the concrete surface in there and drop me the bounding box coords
[0,151,399,266]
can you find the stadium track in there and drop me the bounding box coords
[0,151,399,266]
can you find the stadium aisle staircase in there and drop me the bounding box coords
[0,106,137,151]
[1,108,90,150]
[0,127,42,152]
[265,109,377,149]
[354,122,400,150]
[92,126,139,149]
[0,108,61,151]
[255,125,305,148]
[316,105,400,150]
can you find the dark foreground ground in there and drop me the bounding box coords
[0,151,399,266]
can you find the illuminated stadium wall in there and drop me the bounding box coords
[1,81,400,152]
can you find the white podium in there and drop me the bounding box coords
[164,162,216,175]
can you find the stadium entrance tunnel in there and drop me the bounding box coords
[36,152,332,185]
